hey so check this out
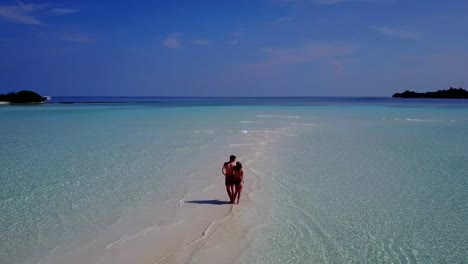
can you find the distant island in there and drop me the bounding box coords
[393,87,468,99]
[0,90,46,104]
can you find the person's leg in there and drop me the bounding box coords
[232,184,239,204]
[225,176,235,203]
[225,184,233,203]
[235,184,243,204]
[229,184,235,203]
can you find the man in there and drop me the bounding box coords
[222,155,236,203]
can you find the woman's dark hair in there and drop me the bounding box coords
[235,161,243,170]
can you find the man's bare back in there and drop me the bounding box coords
[223,161,235,177]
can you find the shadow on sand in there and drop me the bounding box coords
[185,199,230,205]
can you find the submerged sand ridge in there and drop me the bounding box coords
[152,129,285,264]
[37,125,289,264]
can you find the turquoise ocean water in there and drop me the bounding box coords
[1,98,467,263]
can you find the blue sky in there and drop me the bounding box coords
[0,0,467,96]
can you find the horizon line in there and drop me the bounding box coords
[46,95,392,98]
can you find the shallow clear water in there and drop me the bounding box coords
[243,105,468,263]
[0,104,261,264]
[1,99,467,264]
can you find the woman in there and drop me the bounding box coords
[232,161,244,204]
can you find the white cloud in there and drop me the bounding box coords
[15,1,45,12]
[0,2,46,25]
[370,26,422,39]
[50,8,82,16]
[60,33,95,43]
[162,33,183,48]
[192,39,210,45]
[0,2,83,25]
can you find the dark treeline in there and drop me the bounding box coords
[393,87,468,99]
[0,90,46,103]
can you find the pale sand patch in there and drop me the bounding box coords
[175,164,270,264]
[104,168,262,264]
[41,175,241,264]
[159,134,278,264]
[149,134,277,263]
[40,130,280,264]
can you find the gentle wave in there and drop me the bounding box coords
[192,130,215,134]
[256,115,300,119]
[228,143,258,147]
[289,123,316,126]
[240,130,277,134]
[278,132,297,137]
[405,118,439,122]
[240,130,295,136]
[390,118,459,123]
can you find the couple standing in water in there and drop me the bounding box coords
[222,155,244,204]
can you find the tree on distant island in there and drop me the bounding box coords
[393,87,468,99]
[0,90,46,103]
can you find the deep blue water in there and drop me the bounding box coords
[48,96,468,107]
